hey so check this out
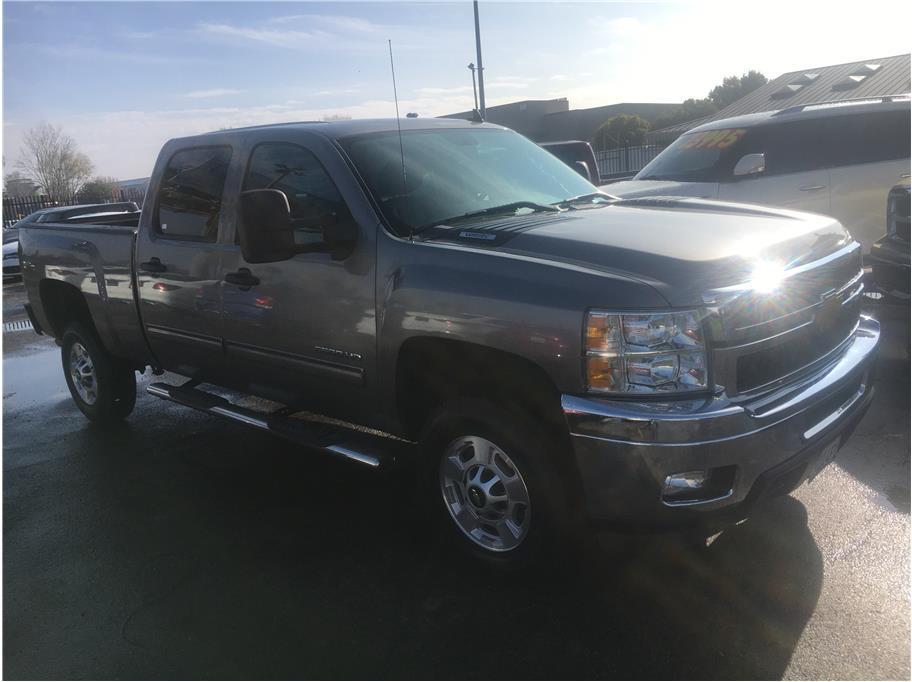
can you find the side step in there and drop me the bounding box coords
[147,382,411,469]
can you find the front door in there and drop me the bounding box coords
[718,119,830,215]
[218,139,376,421]
[135,145,233,377]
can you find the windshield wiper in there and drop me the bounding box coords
[553,192,617,209]
[412,201,559,235]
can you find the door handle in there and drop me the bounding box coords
[224,268,260,288]
[799,184,826,191]
[139,257,166,273]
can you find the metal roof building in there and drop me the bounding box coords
[649,53,910,141]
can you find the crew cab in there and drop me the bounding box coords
[19,118,879,564]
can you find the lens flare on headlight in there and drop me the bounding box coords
[749,260,786,293]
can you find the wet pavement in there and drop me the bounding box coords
[2,282,910,679]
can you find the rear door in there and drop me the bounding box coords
[135,144,233,377]
[717,121,830,215]
[827,108,911,253]
[218,135,377,421]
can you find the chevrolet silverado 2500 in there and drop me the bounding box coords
[19,118,879,564]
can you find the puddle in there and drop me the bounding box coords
[2,347,70,411]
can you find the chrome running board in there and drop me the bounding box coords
[147,382,408,468]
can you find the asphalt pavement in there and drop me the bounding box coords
[2,282,909,679]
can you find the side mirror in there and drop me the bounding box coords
[238,189,296,263]
[573,160,595,183]
[733,153,766,178]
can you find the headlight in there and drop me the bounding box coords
[585,310,708,394]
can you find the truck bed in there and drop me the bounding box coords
[18,219,151,364]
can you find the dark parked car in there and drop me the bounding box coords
[19,118,877,565]
[869,182,910,299]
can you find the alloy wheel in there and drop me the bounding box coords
[439,435,532,552]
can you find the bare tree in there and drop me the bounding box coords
[17,123,94,199]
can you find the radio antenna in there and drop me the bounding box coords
[388,39,410,238]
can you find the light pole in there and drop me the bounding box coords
[473,0,486,119]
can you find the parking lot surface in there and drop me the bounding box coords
[3,282,909,679]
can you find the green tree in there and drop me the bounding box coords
[592,114,649,150]
[708,70,768,109]
[650,98,719,131]
[77,176,118,203]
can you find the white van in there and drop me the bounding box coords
[606,96,911,254]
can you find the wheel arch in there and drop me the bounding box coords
[393,336,569,443]
[38,279,101,343]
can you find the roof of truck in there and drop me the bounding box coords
[690,94,910,133]
[199,117,503,140]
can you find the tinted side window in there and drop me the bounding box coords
[827,110,911,167]
[242,143,351,246]
[764,121,830,175]
[156,146,231,241]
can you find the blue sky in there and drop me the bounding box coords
[3,1,910,179]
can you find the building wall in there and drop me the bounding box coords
[442,99,678,143]
[443,99,570,139]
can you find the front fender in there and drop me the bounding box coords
[375,235,668,429]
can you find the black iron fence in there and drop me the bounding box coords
[595,143,667,181]
[2,187,146,228]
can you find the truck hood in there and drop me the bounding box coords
[419,197,853,306]
[601,179,718,200]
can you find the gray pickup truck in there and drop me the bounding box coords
[19,118,878,565]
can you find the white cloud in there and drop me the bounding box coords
[184,88,244,99]
[266,14,380,33]
[591,16,642,36]
[198,23,345,51]
[416,85,474,95]
[196,13,462,53]
[18,42,178,65]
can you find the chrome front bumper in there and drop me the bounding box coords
[562,316,880,528]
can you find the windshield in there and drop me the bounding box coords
[340,127,594,235]
[636,128,748,182]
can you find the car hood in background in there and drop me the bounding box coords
[419,197,854,306]
[600,179,718,200]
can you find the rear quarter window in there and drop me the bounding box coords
[826,110,911,167]
[156,146,232,241]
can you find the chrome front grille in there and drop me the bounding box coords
[704,243,864,397]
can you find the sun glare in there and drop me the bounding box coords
[750,260,787,293]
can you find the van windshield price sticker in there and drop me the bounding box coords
[679,128,746,150]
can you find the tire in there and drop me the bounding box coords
[61,322,136,424]
[418,399,578,568]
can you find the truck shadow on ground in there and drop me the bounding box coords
[3,416,821,680]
